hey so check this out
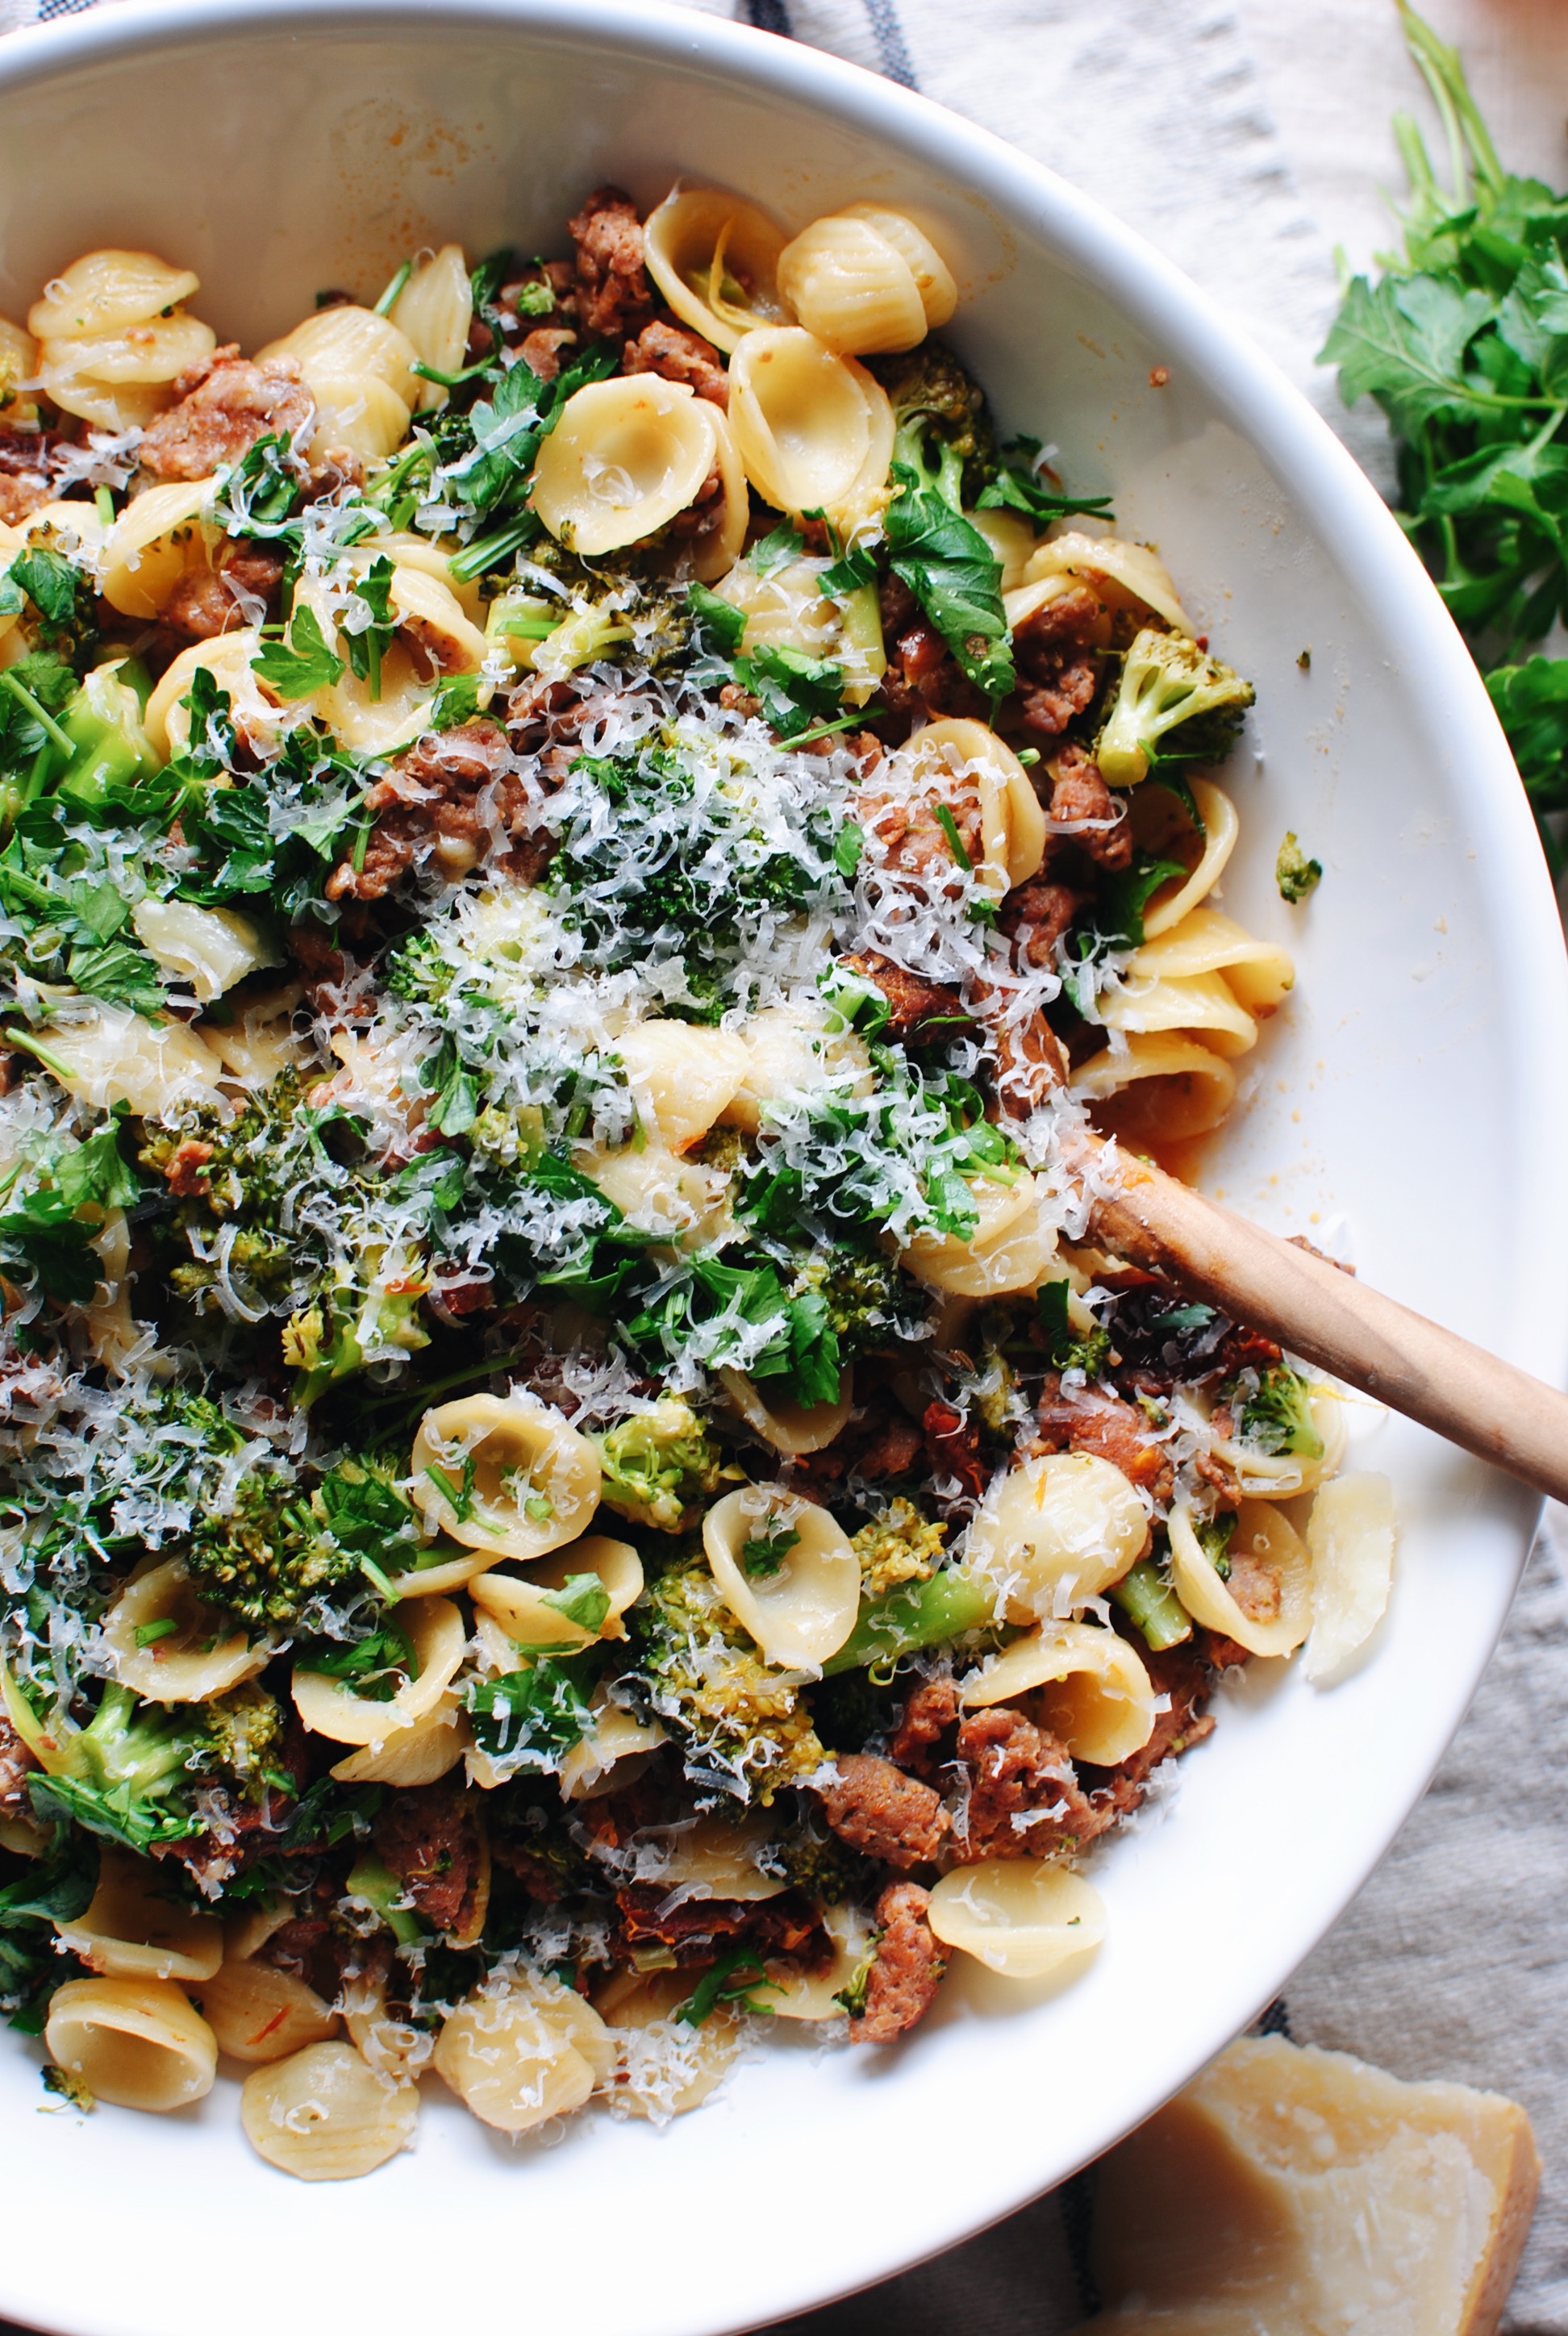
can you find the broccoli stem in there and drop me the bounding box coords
[821,1566,997,1676]
[1109,1559,1193,1652]
[346,1850,425,1946]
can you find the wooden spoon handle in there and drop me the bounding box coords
[1070,1136,1568,1506]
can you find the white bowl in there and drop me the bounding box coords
[1,6,1565,2332]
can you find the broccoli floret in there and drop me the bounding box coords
[589,1398,729,1533]
[195,1682,288,1800]
[184,1468,361,1632]
[1228,1364,1324,1461]
[635,1548,827,1803]
[26,1680,286,1852]
[1275,831,1323,903]
[788,1243,928,1359]
[849,1499,946,1600]
[872,342,996,515]
[1095,628,1257,787]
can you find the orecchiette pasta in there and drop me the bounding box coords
[594,1966,747,2119]
[102,1558,272,1703]
[776,215,930,356]
[290,1595,467,1746]
[717,1365,857,1457]
[704,1483,860,1666]
[410,1391,603,1566]
[256,303,419,409]
[728,327,894,525]
[1303,1472,1397,1682]
[56,1849,224,1983]
[718,1003,874,1133]
[240,2042,419,2179]
[959,1618,1157,1767]
[1207,1385,1345,1500]
[198,1956,341,2063]
[99,478,212,619]
[144,628,284,759]
[966,1452,1150,1621]
[899,1172,1058,1297]
[1167,1500,1312,1659]
[469,1533,644,1650]
[765,1899,875,2018]
[1070,1030,1239,1147]
[330,1694,469,1786]
[615,1020,751,1152]
[586,1142,732,1249]
[837,203,958,328]
[927,1862,1107,1979]
[1022,530,1195,636]
[642,185,794,352]
[131,898,277,1004]
[714,550,886,703]
[557,1692,668,1800]
[903,717,1047,891]
[530,376,724,557]
[389,244,473,409]
[45,1975,219,2112]
[433,1981,609,2133]
[27,250,200,341]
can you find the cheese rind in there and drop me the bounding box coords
[1068,2034,1539,2336]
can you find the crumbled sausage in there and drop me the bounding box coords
[922,1400,991,1504]
[1080,1639,1216,1822]
[843,950,970,1045]
[0,1708,37,1817]
[855,777,983,887]
[1013,586,1103,742]
[0,424,65,524]
[850,1880,946,2044]
[886,1675,960,1779]
[953,1704,1111,1859]
[325,719,547,901]
[162,1139,214,1198]
[815,1752,950,1870]
[986,999,1070,1114]
[567,186,656,339]
[615,1883,822,1967]
[623,313,729,407]
[874,575,988,728]
[138,346,315,482]
[1035,1375,1173,1503]
[519,327,578,382]
[1047,744,1130,870]
[372,1781,483,1938]
[999,876,1084,969]
[163,541,286,641]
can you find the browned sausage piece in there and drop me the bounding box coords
[815,1752,950,1871]
[849,1880,947,2043]
[139,346,315,482]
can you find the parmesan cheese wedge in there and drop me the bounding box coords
[1069,2034,1539,2336]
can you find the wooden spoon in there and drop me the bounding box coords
[1067,1133,1568,1506]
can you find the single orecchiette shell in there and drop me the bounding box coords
[959,1618,1157,1767]
[1070,1029,1238,1147]
[703,1483,860,1667]
[1023,530,1195,637]
[329,1692,469,1786]
[371,529,485,623]
[240,2041,418,2180]
[1167,1500,1312,1659]
[615,1020,750,1152]
[256,304,419,409]
[131,899,277,1007]
[46,1975,218,2112]
[100,478,211,619]
[727,327,894,525]
[713,551,886,703]
[766,1898,875,2019]
[717,1366,857,1457]
[145,628,285,760]
[1207,1387,1345,1502]
[389,243,473,410]
[928,1861,1107,1979]
[198,982,310,1090]
[558,1691,668,1801]
[594,1965,747,2118]
[1098,963,1257,1059]
[469,1533,644,1652]
[642,185,793,353]
[1116,907,1294,1036]
[900,1172,1058,1298]
[411,1391,602,1565]
[28,250,201,340]
[904,716,1047,891]
[1140,779,1240,937]
[583,1142,732,1251]
[1303,1472,1397,1683]
[966,1452,1149,1622]
[387,561,490,674]
[290,1595,467,1746]
[718,1003,874,1134]
[838,203,958,327]
[102,1557,271,1703]
[341,1967,435,2084]
[198,1956,341,2063]
[40,311,216,432]
[433,1985,605,2134]
[302,370,411,461]
[34,999,223,1119]
[776,215,928,356]
[56,1849,223,1984]
[531,375,721,557]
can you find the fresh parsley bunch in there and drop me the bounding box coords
[1320,2,1568,857]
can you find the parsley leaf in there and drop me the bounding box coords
[252,605,345,699]
[344,555,397,700]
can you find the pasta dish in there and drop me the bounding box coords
[0,184,1391,2175]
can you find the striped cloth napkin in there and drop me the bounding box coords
[0,2,1564,2327]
